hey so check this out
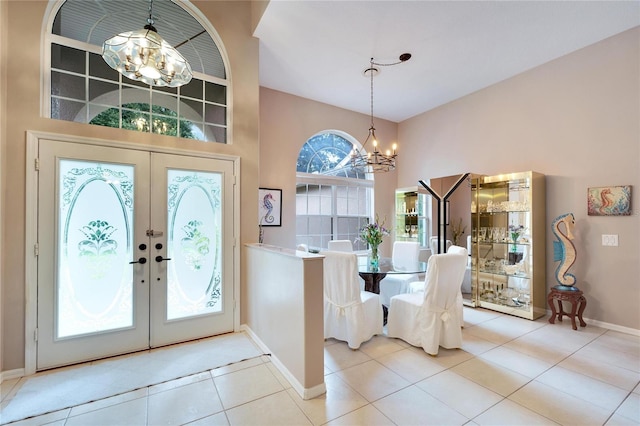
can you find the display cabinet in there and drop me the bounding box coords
[470,171,546,320]
[395,187,428,247]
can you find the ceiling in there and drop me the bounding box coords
[254,1,640,122]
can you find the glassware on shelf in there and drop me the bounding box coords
[479,227,487,241]
[405,225,410,236]
[410,225,417,236]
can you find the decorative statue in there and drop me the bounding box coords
[552,212,578,290]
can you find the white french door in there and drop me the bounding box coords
[36,140,235,370]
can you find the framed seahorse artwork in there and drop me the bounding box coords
[587,185,631,216]
[258,188,282,226]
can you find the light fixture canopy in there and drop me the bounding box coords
[351,54,410,173]
[102,0,193,87]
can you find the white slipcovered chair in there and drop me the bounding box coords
[387,251,468,355]
[323,251,383,349]
[379,241,421,307]
[429,236,452,255]
[327,239,354,252]
[446,245,468,325]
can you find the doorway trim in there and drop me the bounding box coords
[25,130,241,375]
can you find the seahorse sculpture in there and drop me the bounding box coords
[552,212,577,290]
[261,193,275,224]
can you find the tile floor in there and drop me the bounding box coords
[2,307,639,426]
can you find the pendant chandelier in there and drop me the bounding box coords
[102,0,193,87]
[351,53,411,173]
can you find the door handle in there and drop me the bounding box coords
[129,257,147,264]
[155,256,172,263]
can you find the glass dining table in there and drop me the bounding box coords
[356,256,428,295]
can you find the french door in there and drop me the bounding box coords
[36,140,235,370]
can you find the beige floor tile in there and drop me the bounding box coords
[225,390,311,425]
[451,357,531,397]
[461,329,499,355]
[502,332,574,365]
[559,352,640,391]
[264,361,293,390]
[6,408,71,426]
[358,335,405,359]
[286,373,368,425]
[634,382,640,394]
[323,342,372,372]
[373,385,469,425]
[578,339,640,373]
[334,360,410,402]
[376,347,446,383]
[536,366,629,411]
[0,378,19,402]
[148,371,211,395]
[210,357,264,378]
[147,379,223,425]
[65,397,147,425]
[472,398,559,425]
[509,380,613,425]
[213,363,284,409]
[325,404,395,425]
[428,346,475,369]
[478,346,553,379]
[606,412,640,425]
[462,307,502,327]
[614,392,640,423]
[187,411,230,425]
[416,370,503,418]
[68,388,148,417]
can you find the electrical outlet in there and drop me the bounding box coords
[602,234,619,246]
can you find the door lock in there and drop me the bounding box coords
[129,257,147,264]
[155,256,172,263]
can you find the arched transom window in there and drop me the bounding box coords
[46,0,229,143]
[296,131,373,250]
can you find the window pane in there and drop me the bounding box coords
[205,82,226,104]
[122,88,150,106]
[205,103,226,125]
[51,71,85,100]
[204,125,226,143]
[89,79,119,105]
[181,98,203,121]
[51,97,85,122]
[181,79,203,100]
[152,115,177,136]
[89,53,118,81]
[51,44,85,74]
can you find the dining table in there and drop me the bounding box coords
[357,256,428,295]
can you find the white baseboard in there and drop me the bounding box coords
[0,368,25,384]
[241,324,326,400]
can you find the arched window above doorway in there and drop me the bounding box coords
[46,0,229,143]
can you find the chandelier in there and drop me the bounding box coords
[351,54,411,173]
[102,0,193,87]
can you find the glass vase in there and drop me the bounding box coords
[370,245,379,268]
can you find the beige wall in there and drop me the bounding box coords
[258,87,398,257]
[398,28,640,330]
[1,1,260,371]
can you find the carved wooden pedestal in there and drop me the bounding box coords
[548,288,586,330]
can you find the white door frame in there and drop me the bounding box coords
[25,130,241,375]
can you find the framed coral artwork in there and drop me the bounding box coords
[587,185,631,216]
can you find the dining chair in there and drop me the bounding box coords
[429,236,452,255]
[387,251,468,355]
[445,245,468,325]
[379,241,421,307]
[323,251,383,349]
[327,239,354,252]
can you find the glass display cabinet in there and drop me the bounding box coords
[470,171,546,320]
[395,187,428,247]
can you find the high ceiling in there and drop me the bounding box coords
[254,1,640,122]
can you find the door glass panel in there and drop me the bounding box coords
[167,170,222,320]
[58,160,134,338]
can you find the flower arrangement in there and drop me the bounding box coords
[359,215,389,266]
[451,217,467,246]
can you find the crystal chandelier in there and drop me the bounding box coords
[102,0,193,87]
[351,54,411,173]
